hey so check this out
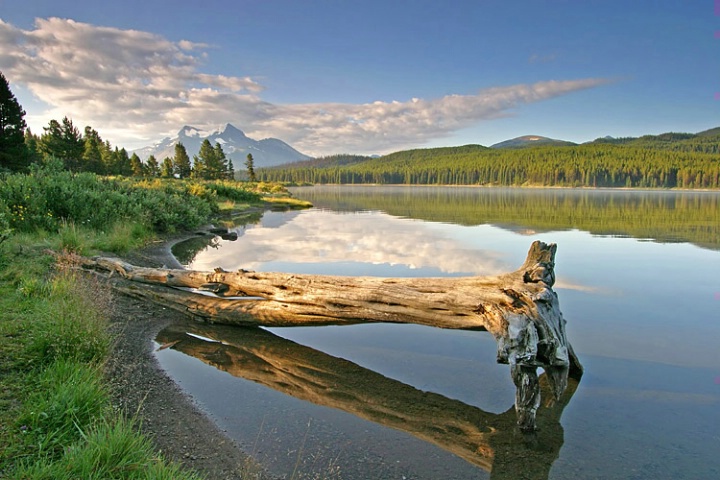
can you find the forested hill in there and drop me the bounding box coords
[258,130,720,189]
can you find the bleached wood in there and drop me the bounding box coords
[82,240,581,430]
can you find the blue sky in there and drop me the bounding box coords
[0,0,718,155]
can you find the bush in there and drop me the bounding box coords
[0,170,223,235]
[203,180,262,202]
[0,198,11,244]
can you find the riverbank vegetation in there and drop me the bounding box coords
[0,167,277,478]
[259,130,720,189]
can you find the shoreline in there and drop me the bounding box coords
[105,232,274,480]
[288,183,720,193]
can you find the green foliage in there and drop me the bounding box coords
[245,153,257,182]
[173,143,192,178]
[0,169,220,234]
[129,153,145,177]
[0,71,29,172]
[260,136,720,189]
[192,139,233,180]
[202,179,263,202]
[160,156,174,178]
[0,233,202,479]
[146,155,160,177]
[40,117,84,172]
[0,197,11,244]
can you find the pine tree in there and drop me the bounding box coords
[0,71,29,171]
[191,154,205,179]
[40,117,83,171]
[226,158,235,180]
[130,153,145,177]
[82,126,104,173]
[192,139,215,180]
[24,129,42,166]
[174,142,191,178]
[116,148,132,176]
[160,157,174,178]
[210,142,229,180]
[146,155,160,177]
[101,141,115,174]
[245,153,257,182]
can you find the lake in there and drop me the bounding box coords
[157,186,720,480]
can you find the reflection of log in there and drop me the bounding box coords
[156,321,578,478]
[82,240,581,430]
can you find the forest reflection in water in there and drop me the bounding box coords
[164,186,720,479]
[293,186,720,251]
[156,320,577,480]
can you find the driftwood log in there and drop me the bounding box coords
[82,240,582,430]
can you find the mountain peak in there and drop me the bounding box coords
[134,124,310,169]
[178,125,205,138]
[490,135,576,149]
[218,123,248,139]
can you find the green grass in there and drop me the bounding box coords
[0,170,304,478]
[0,235,202,479]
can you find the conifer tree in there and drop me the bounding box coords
[174,142,192,178]
[24,129,42,166]
[245,153,257,182]
[82,126,104,173]
[160,157,174,177]
[146,155,160,177]
[209,142,229,179]
[40,117,83,171]
[0,71,29,171]
[191,154,205,179]
[226,158,235,180]
[101,141,115,174]
[192,139,215,179]
[130,153,145,177]
[116,148,132,176]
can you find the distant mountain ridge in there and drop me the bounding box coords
[133,124,311,168]
[490,135,577,149]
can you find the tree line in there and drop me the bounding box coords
[24,117,234,180]
[0,71,235,180]
[259,142,720,189]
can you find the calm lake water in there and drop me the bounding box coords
[157,186,720,480]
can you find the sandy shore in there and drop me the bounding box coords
[103,234,272,479]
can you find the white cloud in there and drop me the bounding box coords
[1,18,613,155]
[186,210,510,276]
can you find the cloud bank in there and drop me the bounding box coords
[0,17,612,155]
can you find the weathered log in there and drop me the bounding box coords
[156,320,578,477]
[81,240,582,430]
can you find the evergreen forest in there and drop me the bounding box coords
[259,133,720,189]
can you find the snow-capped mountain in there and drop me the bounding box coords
[133,124,311,168]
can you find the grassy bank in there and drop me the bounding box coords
[0,168,280,478]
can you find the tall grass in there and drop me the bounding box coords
[0,169,286,479]
[0,170,235,478]
[0,242,201,479]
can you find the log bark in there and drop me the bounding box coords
[81,240,582,430]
